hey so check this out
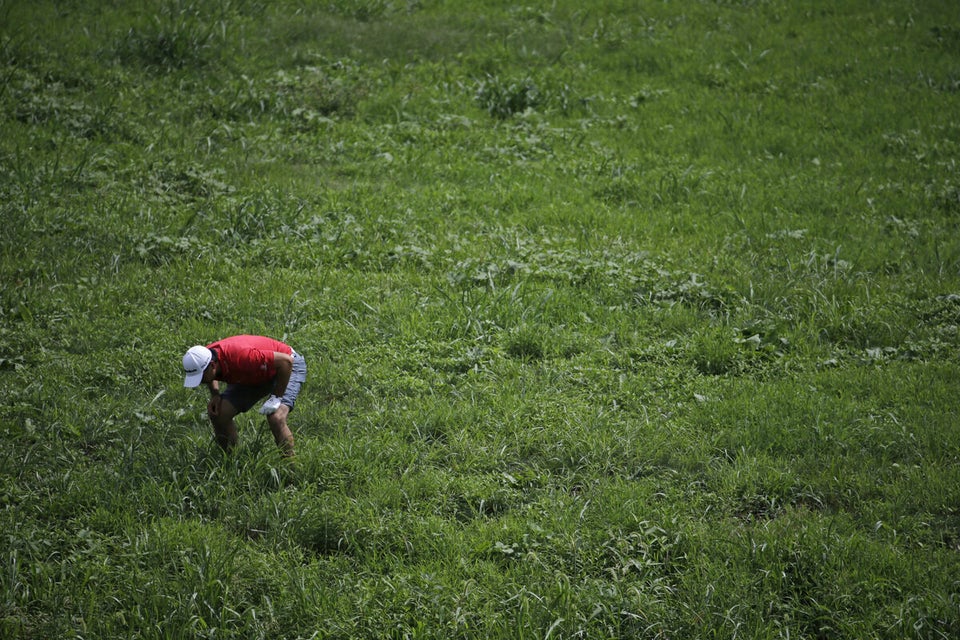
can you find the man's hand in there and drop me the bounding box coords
[260,395,282,415]
[207,395,222,418]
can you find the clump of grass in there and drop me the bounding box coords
[687,326,742,376]
[475,74,546,119]
[503,324,545,360]
[325,0,405,22]
[116,2,225,71]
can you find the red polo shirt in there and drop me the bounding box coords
[207,335,292,386]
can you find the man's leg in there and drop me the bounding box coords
[267,350,305,458]
[209,398,240,452]
[266,404,295,457]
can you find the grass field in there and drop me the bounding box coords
[2,0,959,637]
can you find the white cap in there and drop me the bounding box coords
[182,345,212,388]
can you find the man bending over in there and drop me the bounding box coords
[182,335,306,457]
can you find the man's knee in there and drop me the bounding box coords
[267,404,290,427]
[208,398,238,424]
[209,412,233,431]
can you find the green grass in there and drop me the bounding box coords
[2,0,959,637]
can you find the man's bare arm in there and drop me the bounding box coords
[272,352,294,398]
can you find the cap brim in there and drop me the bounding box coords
[183,372,204,388]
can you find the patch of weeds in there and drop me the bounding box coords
[733,493,787,522]
[1,140,105,198]
[213,192,307,246]
[475,116,565,164]
[446,233,653,292]
[387,243,434,270]
[445,257,524,290]
[597,522,685,580]
[408,411,450,446]
[288,497,357,556]
[446,475,516,522]
[324,0,412,21]
[917,293,960,325]
[634,269,741,316]
[652,166,712,207]
[593,166,712,209]
[929,25,960,53]
[816,303,906,352]
[12,83,111,140]
[734,318,791,362]
[115,1,225,71]
[0,282,34,328]
[548,329,591,359]
[503,324,545,361]
[133,232,206,267]
[687,321,790,376]
[932,180,960,216]
[475,74,546,119]
[890,293,960,360]
[687,326,742,376]
[139,162,234,203]
[268,62,368,126]
[0,352,26,372]
[194,75,268,123]
[882,215,920,240]
[483,519,559,566]
[720,455,823,523]
[592,177,644,207]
